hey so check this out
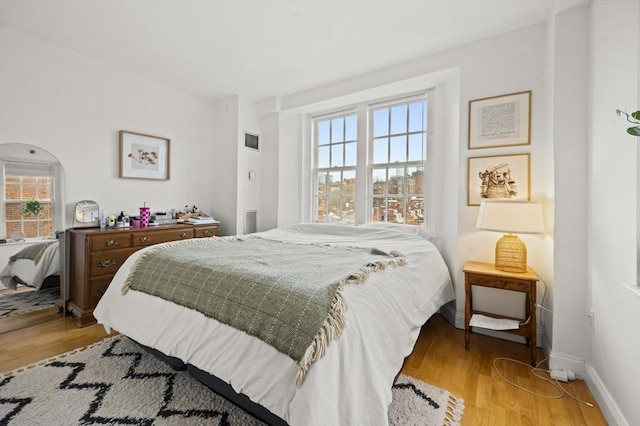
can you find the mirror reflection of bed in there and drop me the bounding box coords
[0,143,65,334]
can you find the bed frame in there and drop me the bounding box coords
[134,340,289,426]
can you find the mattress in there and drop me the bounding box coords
[93,222,455,425]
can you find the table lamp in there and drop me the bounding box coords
[476,200,544,273]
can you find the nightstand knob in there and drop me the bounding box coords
[203,230,210,235]
[98,259,117,268]
[180,232,189,238]
[105,239,118,246]
[139,236,149,243]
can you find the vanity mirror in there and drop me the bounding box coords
[0,143,66,333]
[74,200,99,228]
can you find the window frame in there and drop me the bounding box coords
[310,91,430,226]
[1,160,60,240]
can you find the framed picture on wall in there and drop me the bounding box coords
[119,130,170,180]
[468,153,530,206]
[468,90,531,149]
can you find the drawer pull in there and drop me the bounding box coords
[139,236,149,243]
[180,232,189,238]
[98,259,117,268]
[105,239,119,247]
[203,230,210,236]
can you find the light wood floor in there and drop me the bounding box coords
[0,311,607,425]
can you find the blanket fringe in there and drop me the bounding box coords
[295,251,407,386]
[296,287,346,386]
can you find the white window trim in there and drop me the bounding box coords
[309,89,435,229]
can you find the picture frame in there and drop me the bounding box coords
[244,131,260,151]
[468,90,531,149]
[119,130,170,180]
[468,153,530,206]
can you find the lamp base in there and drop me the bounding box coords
[495,234,527,273]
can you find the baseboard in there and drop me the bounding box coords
[582,363,629,426]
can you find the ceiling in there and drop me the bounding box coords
[0,0,588,102]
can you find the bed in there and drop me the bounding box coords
[0,240,60,291]
[93,222,455,425]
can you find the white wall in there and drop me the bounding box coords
[586,2,640,425]
[269,21,553,335]
[0,27,216,228]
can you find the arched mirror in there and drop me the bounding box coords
[0,143,65,333]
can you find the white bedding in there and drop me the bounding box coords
[93,222,454,426]
[0,241,60,290]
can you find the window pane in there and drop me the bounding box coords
[372,169,387,194]
[328,171,341,194]
[318,145,330,168]
[342,170,356,194]
[389,136,406,163]
[22,184,36,199]
[409,101,425,132]
[407,196,424,225]
[344,142,356,166]
[331,144,344,167]
[5,183,20,200]
[408,134,425,162]
[327,196,341,221]
[390,104,407,134]
[388,167,405,194]
[317,172,327,194]
[373,108,389,137]
[342,197,355,222]
[372,197,386,222]
[406,166,424,194]
[373,138,388,164]
[345,115,357,141]
[318,120,330,145]
[316,197,327,221]
[331,117,344,143]
[387,197,404,223]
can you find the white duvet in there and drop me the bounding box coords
[0,240,60,290]
[93,222,455,426]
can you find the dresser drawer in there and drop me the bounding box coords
[194,225,218,238]
[466,273,530,292]
[88,276,114,307]
[89,233,132,251]
[89,248,136,277]
[133,229,194,247]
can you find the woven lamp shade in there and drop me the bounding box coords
[476,201,544,273]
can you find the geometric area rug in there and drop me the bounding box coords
[0,286,60,319]
[0,336,465,425]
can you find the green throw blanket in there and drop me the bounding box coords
[123,236,406,385]
[9,241,56,265]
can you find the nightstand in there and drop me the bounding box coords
[463,261,540,365]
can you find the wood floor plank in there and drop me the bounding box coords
[0,311,607,425]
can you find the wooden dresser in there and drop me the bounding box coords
[66,223,218,327]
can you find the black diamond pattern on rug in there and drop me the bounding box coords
[0,336,465,425]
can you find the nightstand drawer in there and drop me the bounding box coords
[466,273,531,292]
[88,276,114,307]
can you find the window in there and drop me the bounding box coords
[312,94,428,225]
[370,99,427,225]
[313,112,358,222]
[2,162,55,239]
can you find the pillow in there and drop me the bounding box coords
[358,221,438,242]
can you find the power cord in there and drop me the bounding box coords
[492,357,594,408]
